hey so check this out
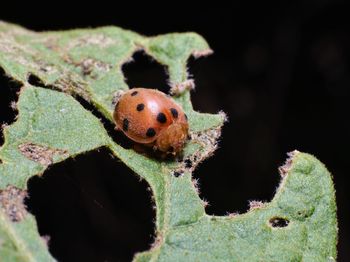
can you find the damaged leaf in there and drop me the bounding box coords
[0,186,27,222]
[0,185,53,261]
[0,21,337,262]
[18,143,68,167]
[134,151,337,262]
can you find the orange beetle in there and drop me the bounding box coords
[113,88,189,154]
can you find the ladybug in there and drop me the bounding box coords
[113,88,189,155]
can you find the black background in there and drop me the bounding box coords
[1,2,349,261]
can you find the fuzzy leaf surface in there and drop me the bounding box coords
[0,21,337,262]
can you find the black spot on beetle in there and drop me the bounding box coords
[157,112,167,123]
[146,128,156,137]
[185,114,188,120]
[123,118,129,131]
[137,103,145,111]
[131,91,138,96]
[170,108,178,118]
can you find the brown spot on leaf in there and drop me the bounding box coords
[41,235,51,246]
[278,150,299,177]
[80,58,111,76]
[67,34,116,49]
[178,119,224,173]
[202,199,209,208]
[112,90,125,107]
[192,178,200,194]
[53,75,90,101]
[27,72,91,102]
[44,37,60,51]
[64,56,111,78]
[248,200,265,211]
[0,186,27,222]
[228,212,239,218]
[1,123,8,130]
[192,48,214,58]
[10,101,17,111]
[170,79,195,96]
[19,143,68,167]
[150,234,164,249]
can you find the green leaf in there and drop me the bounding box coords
[0,21,337,262]
[0,85,110,261]
[134,151,338,262]
[0,201,54,262]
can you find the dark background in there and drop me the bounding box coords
[1,2,349,261]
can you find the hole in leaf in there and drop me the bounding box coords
[0,67,22,147]
[26,148,155,262]
[186,56,223,114]
[173,171,183,177]
[122,51,169,94]
[192,123,279,217]
[27,73,46,87]
[269,217,289,228]
[184,159,193,169]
